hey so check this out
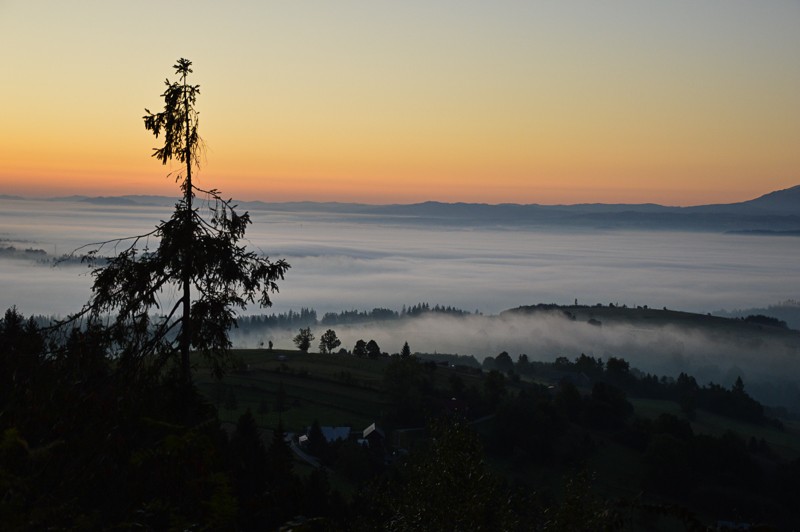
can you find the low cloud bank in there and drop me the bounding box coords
[3,199,800,318]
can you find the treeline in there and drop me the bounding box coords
[239,307,318,329]
[0,245,112,267]
[237,302,474,331]
[0,245,47,258]
[715,300,800,330]
[742,314,789,329]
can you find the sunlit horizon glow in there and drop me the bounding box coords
[1,1,798,206]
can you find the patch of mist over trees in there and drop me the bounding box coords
[230,302,800,416]
[714,299,800,330]
[0,245,49,262]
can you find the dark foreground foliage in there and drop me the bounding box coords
[3,309,799,529]
[0,309,345,530]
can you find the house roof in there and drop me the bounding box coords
[363,422,384,439]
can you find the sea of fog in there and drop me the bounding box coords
[3,197,800,408]
[2,197,796,320]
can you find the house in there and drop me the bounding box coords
[298,425,351,448]
[358,422,386,450]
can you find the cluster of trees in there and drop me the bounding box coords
[371,350,798,526]
[320,307,397,325]
[1,307,249,528]
[353,338,383,358]
[292,327,314,352]
[742,314,789,329]
[239,307,317,330]
[484,351,775,427]
[402,302,473,317]
[490,376,799,525]
[237,302,474,337]
[380,354,514,425]
[320,303,473,324]
[224,410,351,529]
[0,246,48,260]
[289,326,418,360]
[318,328,341,354]
[289,327,390,358]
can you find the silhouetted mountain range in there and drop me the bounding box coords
[18,184,800,232]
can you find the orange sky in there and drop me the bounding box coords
[1,1,798,206]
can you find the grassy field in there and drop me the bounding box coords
[630,397,800,460]
[195,349,390,433]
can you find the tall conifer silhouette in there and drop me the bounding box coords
[73,58,289,385]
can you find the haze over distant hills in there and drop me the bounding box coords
[6,184,800,232]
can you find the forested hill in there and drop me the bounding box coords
[23,184,800,231]
[503,303,798,335]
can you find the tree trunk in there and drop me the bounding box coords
[180,82,193,386]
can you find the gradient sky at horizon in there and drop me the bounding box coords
[1,1,798,205]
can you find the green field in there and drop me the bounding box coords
[630,397,800,460]
[196,349,391,432]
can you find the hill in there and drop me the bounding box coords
[502,303,800,335]
[9,183,800,232]
[692,184,800,215]
[714,300,800,330]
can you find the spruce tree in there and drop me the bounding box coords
[71,58,289,385]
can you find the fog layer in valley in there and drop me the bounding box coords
[238,311,797,377]
[2,197,799,318]
[248,207,800,321]
[235,312,800,412]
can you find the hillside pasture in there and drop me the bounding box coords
[196,349,390,432]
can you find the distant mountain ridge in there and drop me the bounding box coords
[6,185,800,232]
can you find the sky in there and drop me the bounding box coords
[1,1,798,205]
